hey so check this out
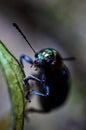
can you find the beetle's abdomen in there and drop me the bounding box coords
[39,66,70,112]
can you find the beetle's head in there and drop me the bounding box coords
[34,48,61,69]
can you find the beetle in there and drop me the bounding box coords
[13,23,75,113]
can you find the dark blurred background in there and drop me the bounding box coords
[0,0,86,130]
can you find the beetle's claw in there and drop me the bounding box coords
[25,92,31,102]
[23,78,28,86]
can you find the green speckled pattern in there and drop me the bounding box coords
[0,40,27,130]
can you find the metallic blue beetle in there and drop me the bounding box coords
[13,23,75,113]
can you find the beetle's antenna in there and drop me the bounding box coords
[13,23,36,54]
[62,57,76,61]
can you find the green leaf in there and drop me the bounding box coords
[0,40,29,130]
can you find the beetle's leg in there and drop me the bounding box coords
[23,75,49,95]
[24,74,50,101]
[23,74,41,85]
[30,85,49,96]
[25,85,49,101]
[19,54,33,68]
